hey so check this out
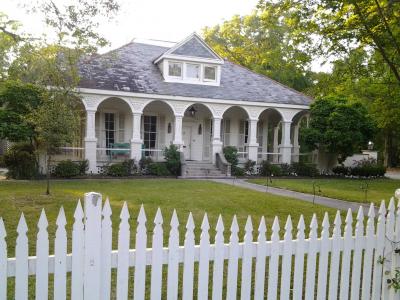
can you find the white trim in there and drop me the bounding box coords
[78,88,310,110]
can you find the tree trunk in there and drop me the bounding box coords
[384,132,389,167]
[46,154,51,195]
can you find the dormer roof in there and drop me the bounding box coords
[153,33,224,64]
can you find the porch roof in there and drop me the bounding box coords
[78,42,312,106]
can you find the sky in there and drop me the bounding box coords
[2,0,329,71]
[3,0,259,51]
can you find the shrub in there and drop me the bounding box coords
[76,160,89,175]
[280,163,292,176]
[291,162,319,177]
[244,160,256,175]
[3,143,38,179]
[105,159,137,177]
[232,165,245,176]
[139,157,153,173]
[349,158,386,177]
[148,162,171,176]
[332,165,349,176]
[54,160,80,178]
[259,160,282,176]
[223,146,238,167]
[164,145,181,176]
[0,155,5,168]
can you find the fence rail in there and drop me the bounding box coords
[1,191,400,299]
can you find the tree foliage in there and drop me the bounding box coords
[301,96,376,164]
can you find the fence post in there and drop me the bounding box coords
[83,192,103,299]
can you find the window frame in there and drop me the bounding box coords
[185,63,201,81]
[168,61,183,78]
[203,65,217,82]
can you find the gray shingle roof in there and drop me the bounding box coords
[78,42,312,106]
[171,37,218,59]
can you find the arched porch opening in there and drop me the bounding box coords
[257,108,283,163]
[222,106,250,161]
[142,100,175,160]
[95,97,133,163]
[182,103,214,161]
[291,110,311,163]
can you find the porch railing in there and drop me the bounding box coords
[96,147,131,163]
[141,149,164,161]
[53,147,85,162]
[257,152,281,163]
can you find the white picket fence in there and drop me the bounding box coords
[1,192,400,299]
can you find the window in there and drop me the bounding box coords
[118,114,125,141]
[168,62,182,77]
[104,113,115,153]
[186,63,200,79]
[143,116,157,156]
[204,66,216,81]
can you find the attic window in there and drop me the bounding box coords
[186,63,200,80]
[168,62,182,77]
[204,66,217,81]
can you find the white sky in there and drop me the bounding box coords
[2,0,329,72]
[3,0,258,50]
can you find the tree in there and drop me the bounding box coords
[0,80,44,142]
[301,96,376,164]
[203,8,314,92]
[28,91,81,194]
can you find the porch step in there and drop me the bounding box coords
[183,161,229,178]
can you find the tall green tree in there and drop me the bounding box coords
[203,8,314,92]
[301,96,376,164]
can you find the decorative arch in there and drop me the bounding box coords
[182,102,214,117]
[221,105,250,119]
[256,107,284,121]
[142,99,176,115]
[291,110,310,126]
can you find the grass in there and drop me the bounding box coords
[0,179,351,299]
[247,177,400,204]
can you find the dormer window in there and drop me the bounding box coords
[168,62,182,78]
[204,65,217,82]
[186,63,200,80]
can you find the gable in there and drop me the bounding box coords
[171,36,218,59]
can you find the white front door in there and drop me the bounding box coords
[182,126,192,159]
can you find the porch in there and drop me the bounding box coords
[55,96,311,174]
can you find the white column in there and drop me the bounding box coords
[173,115,183,149]
[292,124,300,162]
[130,112,143,162]
[211,117,223,163]
[247,119,259,162]
[273,124,280,163]
[84,109,97,174]
[279,121,292,164]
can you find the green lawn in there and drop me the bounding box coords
[0,179,342,256]
[247,177,400,204]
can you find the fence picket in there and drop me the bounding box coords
[339,209,353,300]
[134,205,147,300]
[166,210,179,300]
[316,213,330,300]
[361,204,376,300]
[226,215,239,300]
[54,207,67,300]
[304,214,318,300]
[267,216,280,300]
[292,215,305,300]
[35,209,49,300]
[280,215,293,300]
[198,213,211,300]
[15,213,28,300]
[116,202,130,300]
[240,216,253,300]
[328,211,342,300]
[371,201,387,299]
[100,198,113,300]
[254,217,267,300]
[182,213,195,300]
[384,198,396,299]
[0,218,7,300]
[212,215,225,300]
[71,201,84,300]
[150,208,164,300]
[350,207,364,300]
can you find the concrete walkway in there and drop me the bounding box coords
[212,178,375,214]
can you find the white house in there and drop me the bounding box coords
[60,33,312,176]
